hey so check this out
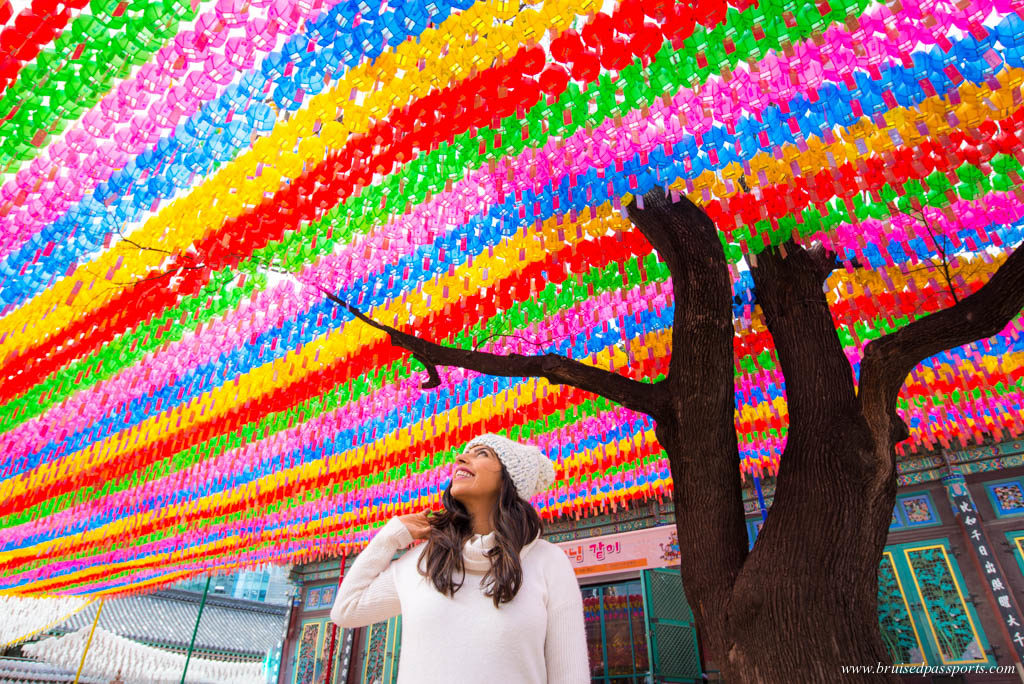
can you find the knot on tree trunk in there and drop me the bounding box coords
[728,580,765,628]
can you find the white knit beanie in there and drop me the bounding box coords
[464,433,556,500]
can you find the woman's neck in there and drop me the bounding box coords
[471,520,494,536]
[465,501,495,536]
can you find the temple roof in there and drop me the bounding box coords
[53,590,288,659]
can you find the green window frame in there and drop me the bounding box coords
[642,568,702,682]
[878,549,928,666]
[878,539,994,667]
[1005,530,1024,578]
[292,619,325,684]
[359,615,401,684]
[581,578,651,683]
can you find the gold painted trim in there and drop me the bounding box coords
[292,620,323,684]
[881,550,927,666]
[383,616,397,683]
[1012,534,1024,571]
[903,544,987,665]
[361,621,374,682]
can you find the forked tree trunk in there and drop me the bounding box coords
[726,432,897,682]
[629,196,901,682]
[734,427,900,680]
[346,187,1024,683]
[663,412,898,682]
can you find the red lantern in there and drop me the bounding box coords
[538,65,569,96]
[599,38,633,71]
[581,12,614,47]
[549,29,582,62]
[661,7,696,45]
[570,50,601,82]
[512,44,547,75]
[628,23,663,62]
[612,0,644,34]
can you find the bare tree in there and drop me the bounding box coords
[326,188,1024,682]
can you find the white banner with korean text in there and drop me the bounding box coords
[556,524,679,579]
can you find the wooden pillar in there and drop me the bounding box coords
[942,451,1024,681]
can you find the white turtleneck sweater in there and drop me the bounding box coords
[330,518,589,684]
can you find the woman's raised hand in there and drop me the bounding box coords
[397,511,433,540]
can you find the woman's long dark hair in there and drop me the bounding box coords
[417,466,543,607]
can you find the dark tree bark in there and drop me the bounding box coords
[729,242,1024,682]
[316,280,665,415]
[325,188,1024,682]
[734,242,897,681]
[625,191,749,669]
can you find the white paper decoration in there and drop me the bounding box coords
[0,595,92,647]
[22,627,266,684]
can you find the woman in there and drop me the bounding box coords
[331,433,588,683]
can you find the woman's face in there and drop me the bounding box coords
[450,444,504,504]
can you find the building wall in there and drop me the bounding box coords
[173,566,294,606]
[233,565,295,604]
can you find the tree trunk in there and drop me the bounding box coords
[726,420,898,682]
[655,419,748,676]
[725,243,900,682]
[626,197,897,681]
[626,192,749,671]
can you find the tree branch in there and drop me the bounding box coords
[916,209,959,304]
[115,226,175,255]
[750,240,857,427]
[312,285,668,417]
[860,244,1024,413]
